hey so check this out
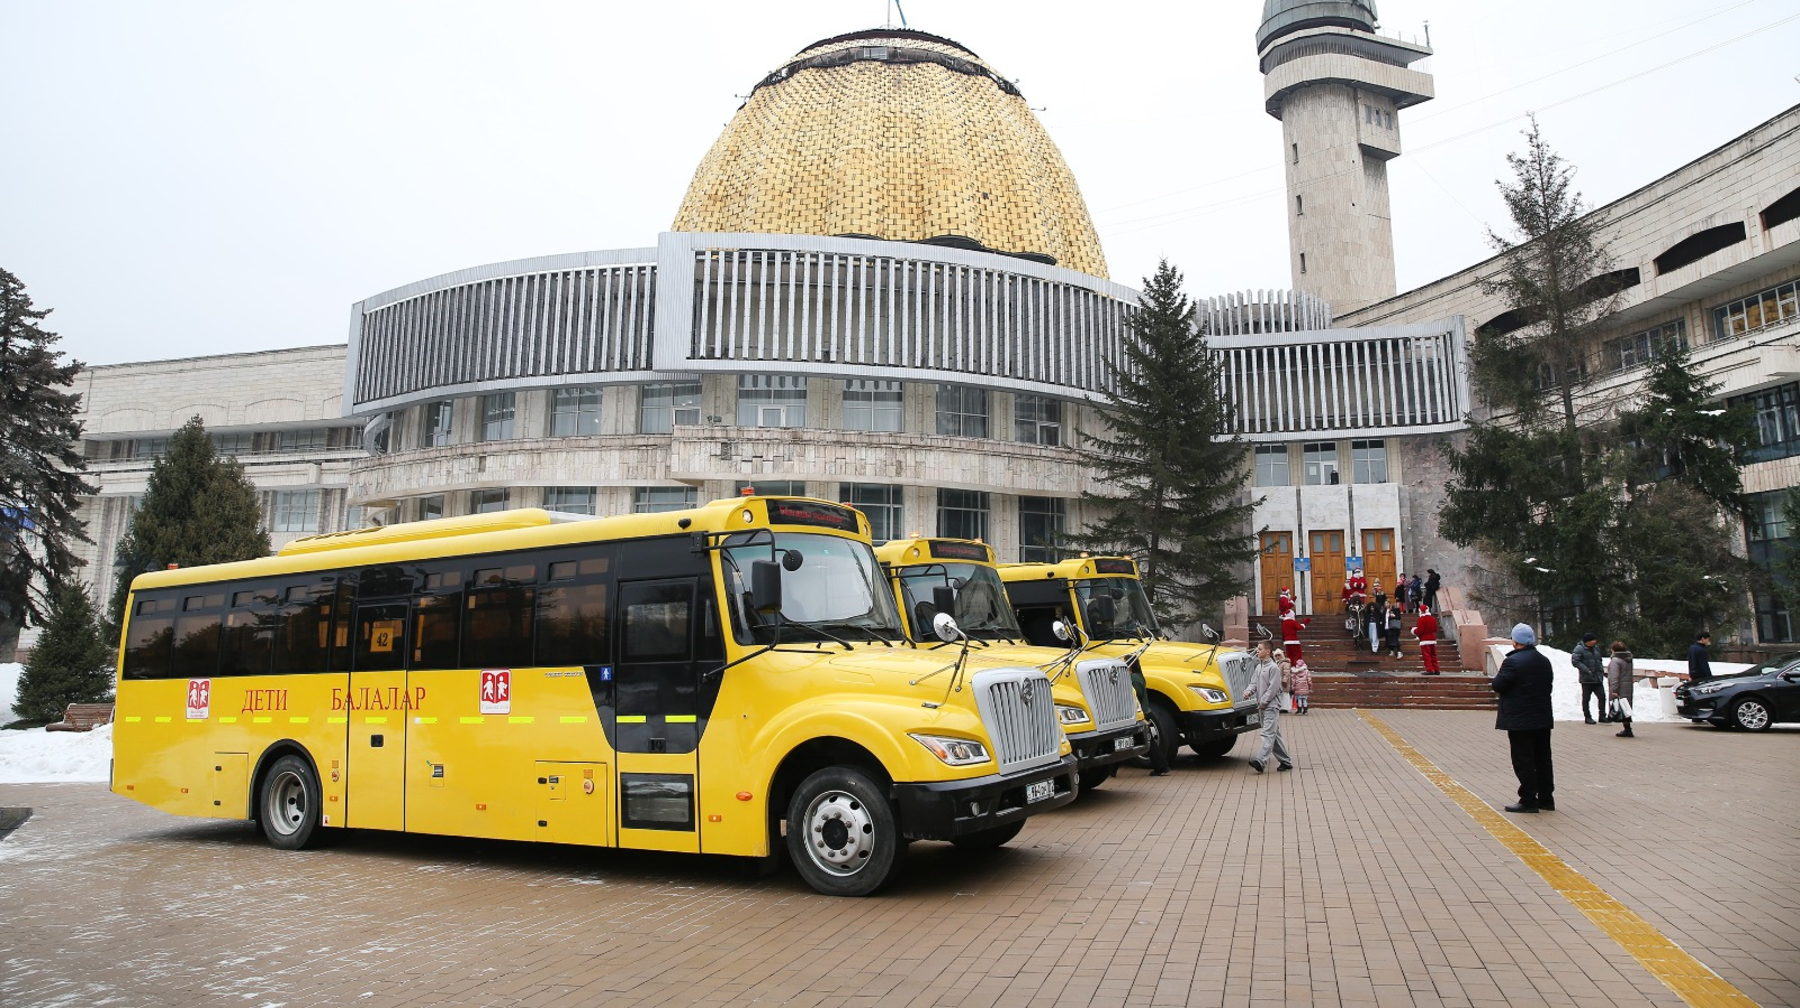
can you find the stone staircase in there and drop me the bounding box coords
[1252,615,1494,711]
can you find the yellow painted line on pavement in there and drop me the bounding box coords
[1357,709,1757,1008]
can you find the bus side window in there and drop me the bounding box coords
[464,557,537,669]
[221,584,278,676]
[412,564,464,670]
[273,582,336,675]
[538,551,611,666]
[123,592,180,679]
[170,592,226,680]
[354,603,410,672]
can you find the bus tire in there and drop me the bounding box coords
[950,820,1024,850]
[258,754,324,850]
[1190,737,1237,759]
[1078,766,1116,792]
[785,766,903,897]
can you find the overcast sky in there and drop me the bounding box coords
[5,0,1797,367]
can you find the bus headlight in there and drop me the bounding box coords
[1190,686,1229,704]
[1055,704,1090,725]
[910,733,991,766]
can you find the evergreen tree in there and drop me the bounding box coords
[109,417,270,623]
[1603,482,1754,658]
[1615,339,1754,513]
[12,580,113,724]
[1077,260,1257,625]
[0,268,95,653]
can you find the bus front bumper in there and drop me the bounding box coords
[893,754,1078,841]
[1069,723,1150,771]
[1178,706,1263,743]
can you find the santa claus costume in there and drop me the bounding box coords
[1412,605,1441,674]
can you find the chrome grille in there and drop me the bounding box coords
[1218,654,1257,710]
[1075,659,1138,732]
[971,669,1063,775]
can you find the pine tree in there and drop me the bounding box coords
[1077,260,1257,625]
[1615,339,1754,513]
[12,580,113,724]
[0,268,95,654]
[108,417,270,623]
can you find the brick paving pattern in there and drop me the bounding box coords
[1,712,1792,1007]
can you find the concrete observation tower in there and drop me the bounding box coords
[1257,1,1434,315]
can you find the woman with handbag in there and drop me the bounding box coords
[1607,641,1636,738]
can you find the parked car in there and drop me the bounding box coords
[1674,652,1800,731]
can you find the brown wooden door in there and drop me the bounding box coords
[1362,528,1397,601]
[1260,532,1293,615]
[1309,530,1345,614]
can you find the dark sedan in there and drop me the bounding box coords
[1674,651,1800,731]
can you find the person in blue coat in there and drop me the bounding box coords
[1491,623,1555,813]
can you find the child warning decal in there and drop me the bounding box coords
[479,669,512,715]
[186,678,212,720]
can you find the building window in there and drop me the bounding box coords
[1295,194,1303,216]
[937,489,989,541]
[641,382,702,434]
[481,393,516,442]
[132,437,168,460]
[1018,497,1066,562]
[1302,442,1339,485]
[1714,277,1799,340]
[840,484,902,541]
[417,495,445,521]
[737,375,807,427]
[1254,445,1290,487]
[1729,382,1800,463]
[1291,142,1299,164]
[1603,319,1687,373]
[211,432,253,457]
[270,490,321,533]
[550,387,604,437]
[842,380,904,432]
[1014,395,1062,446]
[425,400,455,447]
[276,428,328,452]
[633,487,697,513]
[936,384,989,438]
[545,486,598,515]
[1746,490,1795,643]
[470,489,509,514]
[1299,253,1307,274]
[736,481,807,497]
[1350,439,1388,484]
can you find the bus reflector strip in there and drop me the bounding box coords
[508,716,535,724]
[289,717,310,724]
[618,715,648,723]
[366,716,388,724]
[414,716,438,724]
[124,716,142,723]
[253,717,272,724]
[328,716,347,724]
[560,716,588,724]
[460,716,484,724]
[666,715,698,723]
[220,716,237,724]
[154,716,172,723]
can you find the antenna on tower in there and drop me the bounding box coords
[894,0,909,28]
[1423,20,1431,47]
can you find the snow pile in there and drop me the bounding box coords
[1493,644,1752,724]
[0,662,115,783]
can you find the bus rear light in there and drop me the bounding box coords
[476,803,487,811]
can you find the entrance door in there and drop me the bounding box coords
[1309,530,1346,614]
[1362,528,1397,602]
[346,601,408,831]
[1260,532,1294,615]
[611,577,707,854]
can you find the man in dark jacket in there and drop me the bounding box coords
[1688,631,1713,684]
[1571,631,1607,724]
[1423,569,1441,613]
[1492,623,1555,813]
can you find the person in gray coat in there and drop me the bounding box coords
[1607,641,1636,738]
[1571,631,1607,724]
[1491,623,1555,813]
[1246,641,1293,774]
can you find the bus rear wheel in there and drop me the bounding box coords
[258,754,324,850]
[786,767,904,897]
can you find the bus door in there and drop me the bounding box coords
[610,576,711,854]
[347,600,409,831]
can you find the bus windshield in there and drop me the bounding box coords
[721,532,902,645]
[1073,577,1161,641]
[897,562,1023,642]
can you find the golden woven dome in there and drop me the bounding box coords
[672,29,1109,279]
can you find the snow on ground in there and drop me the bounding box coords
[1499,645,1751,725]
[0,662,114,784]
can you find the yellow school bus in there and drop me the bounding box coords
[998,557,1261,767]
[875,538,1148,791]
[111,496,1076,896]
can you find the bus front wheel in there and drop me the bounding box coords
[258,754,324,850]
[785,767,903,897]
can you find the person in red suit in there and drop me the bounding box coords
[1277,587,1295,617]
[1281,610,1311,663]
[1412,605,1441,674]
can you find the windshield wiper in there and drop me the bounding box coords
[776,614,855,651]
[828,620,899,647]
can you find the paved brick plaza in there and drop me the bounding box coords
[1,711,1793,1008]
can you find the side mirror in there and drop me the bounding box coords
[751,559,783,614]
[1089,595,1117,624]
[1051,619,1072,642]
[933,585,956,614]
[932,611,965,643]
[1202,625,1219,642]
[780,549,804,572]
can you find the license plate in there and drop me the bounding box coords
[1025,780,1055,803]
[1114,737,1134,752]
[1247,713,1261,726]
